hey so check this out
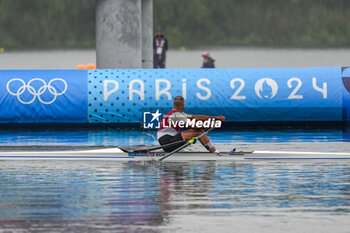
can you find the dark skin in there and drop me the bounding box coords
[173,103,225,152]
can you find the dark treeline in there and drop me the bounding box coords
[155,0,350,48]
[0,0,350,49]
[0,0,95,49]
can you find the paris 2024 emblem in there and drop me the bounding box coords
[254,78,278,99]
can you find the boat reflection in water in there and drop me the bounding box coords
[0,160,349,232]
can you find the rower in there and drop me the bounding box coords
[157,96,225,154]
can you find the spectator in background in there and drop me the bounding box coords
[201,52,215,68]
[153,28,168,68]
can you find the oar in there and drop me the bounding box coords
[122,140,184,152]
[158,127,215,161]
[124,128,213,153]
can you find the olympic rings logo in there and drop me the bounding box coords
[6,78,68,104]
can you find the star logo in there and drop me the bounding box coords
[143,109,162,129]
[150,109,162,122]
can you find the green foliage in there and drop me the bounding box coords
[0,0,95,49]
[0,0,349,49]
[154,0,350,48]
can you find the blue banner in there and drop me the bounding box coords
[0,70,87,123]
[0,67,345,124]
[88,67,343,123]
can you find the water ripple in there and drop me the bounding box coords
[0,160,349,232]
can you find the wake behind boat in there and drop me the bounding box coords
[0,145,350,161]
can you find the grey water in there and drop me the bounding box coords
[0,49,350,232]
[1,48,350,69]
[0,128,350,146]
[0,129,349,233]
[0,160,349,232]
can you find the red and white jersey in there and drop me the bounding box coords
[157,109,189,140]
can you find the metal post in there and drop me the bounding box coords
[96,0,144,69]
[141,0,153,68]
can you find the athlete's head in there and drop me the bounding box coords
[173,96,185,111]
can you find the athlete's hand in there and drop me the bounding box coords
[216,116,225,121]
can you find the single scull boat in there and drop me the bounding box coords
[0,146,349,161]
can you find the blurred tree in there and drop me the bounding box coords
[0,0,350,49]
[0,0,95,49]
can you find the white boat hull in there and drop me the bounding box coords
[246,151,350,160]
[0,148,350,161]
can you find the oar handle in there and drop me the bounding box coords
[197,127,214,138]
